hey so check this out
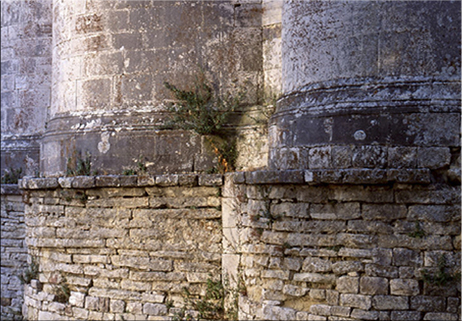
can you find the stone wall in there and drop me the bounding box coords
[1,185,27,320]
[18,169,461,320]
[20,174,223,321]
[223,170,461,320]
[0,0,52,176]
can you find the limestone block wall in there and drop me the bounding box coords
[223,170,461,320]
[1,185,27,321]
[20,174,223,321]
[0,0,52,176]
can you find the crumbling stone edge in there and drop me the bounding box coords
[18,168,431,191]
[1,184,22,195]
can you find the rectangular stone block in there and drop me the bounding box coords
[198,174,223,186]
[302,257,332,273]
[350,309,379,320]
[390,279,419,296]
[395,187,461,204]
[72,176,95,188]
[408,205,459,222]
[339,294,371,310]
[293,273,335,284]
[362,204,407,221]
[347,220,393,234]
[261,269,290,280]
[85,296,110,312]
[69,291,85,307]
[88,288,142,301]
[332,261,364,275]
[331,186,393,203]
[423,312,459,321]
[86,197,149,208]
[336,276,359,294]
[390,311,422,321]
[410,296,445,312]
[359,277,388,295]
[143,303,167,316]
[372,295,408,310]
[110,299,125,313]
[120,279,151,291]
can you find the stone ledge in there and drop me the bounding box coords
[18,169,431,190]
[0,184,21,195]
[20,174,224,190]
[237,169,431,185]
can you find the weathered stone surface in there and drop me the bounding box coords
[350,309,379,320]
[372,296,409,310]
[339,294,371,310]
[198,174,223,186]
[336,276,359,294]
[390,311,422,321]
[423,312,459,321]
[156,175,178,187]
[410,296,446,312]
[72,176,95,188]
[362,204,407,221]
[110,299,125,313]
[393,248,423,267]
[408,205,460,222]
[262,305,297,320]
[7,6,462,321]
[359,277,388,295]
[389,279,419,296]
[143,303,167,316]
[417,147,451,169]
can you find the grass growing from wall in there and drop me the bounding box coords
[66,151,97,176]
[164,79,243,173]
[172,277,241,321]
[18,257,39,284]
[1,167,23,184]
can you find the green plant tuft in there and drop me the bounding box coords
[122,169,137,176]
[18,257,39,284]
[172,276,240,321]
[55,276,71,303]
[422,255,460,286]
[408,222,426,239]
[67,151,96,176]
[260,209,281,223]
[123,155,148,175]
[1,167,23,184]
[164,78,243,173]
[163,81,241,136]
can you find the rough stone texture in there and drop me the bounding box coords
[2,1,461,321]
[1,0,52,177]
[21,179,222,320]
[225,177,460,320]
[269,0,461,171]
[36,0,268,176]
[1,187,26,321]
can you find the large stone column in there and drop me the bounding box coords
[269,0,461,180]
[42,0,263,176]
[1,0,52,177]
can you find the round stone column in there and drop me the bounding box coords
[269,0,461,176]
[42,0,263,176]
[1,0,52,177]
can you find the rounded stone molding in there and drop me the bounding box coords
[269,0,461,170]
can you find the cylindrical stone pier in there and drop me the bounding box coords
[269,0,461,177]
[42,0,263,176]
[1,0,52,177]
